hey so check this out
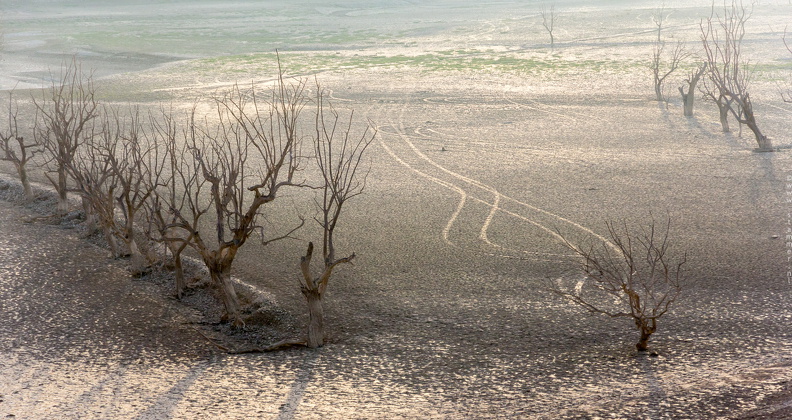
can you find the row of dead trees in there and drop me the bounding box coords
[652,0,782,151]
[0,59,374,348]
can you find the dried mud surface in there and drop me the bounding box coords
[2,0,792,418]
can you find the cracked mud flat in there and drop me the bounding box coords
[2,0,792,418]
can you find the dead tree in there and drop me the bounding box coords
[165,74,306,326]
[1,92,39,200]
[553,217,685,351]
[540,3,558,50]
[34,59,100,214]
[679,63,707,117]
[651,6,689,102]
[299,86,375,348]
[699,75,734,132]
[66,108,121,256]
[146,108,199,299]
[700,0,772,150]
[102,107,167,275]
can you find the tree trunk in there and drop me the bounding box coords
[18,166,33,200]
[741,102,773,150]
[302,287,325,348]
[57,168,69,214]
[80,196,98,235]
[748,124,772,150]
[655,81,663,102]
[635,318,656,351]
[680,65,705,117]
[717,102,730,132]
[212,265,243,327]
[636,330,652,351]
[165,228,189,299]
[128,239,149,276]
[170,245,186,299]
[679,87,691,116]
[102,226,121,258]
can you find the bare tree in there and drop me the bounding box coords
[65,108,121,256]
[1,91,39,200]
[700,0,772,150]
[553,217,686,351]
[162,73,306,326]
[299,85,375,348]
[699,74,734,132]
[102,107,167,274]
[34,60,100,214]
[146,107,199,299]
[540,3,558,50]
[651,6,689,102]
[679,63,707,117]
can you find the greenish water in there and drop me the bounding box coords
[1,0,789,91]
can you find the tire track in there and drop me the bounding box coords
[373,88,620,259]
[377,136,468,247]
[379,133,572,262]
[395,121,616,252]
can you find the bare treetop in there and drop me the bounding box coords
[540,3,558,50]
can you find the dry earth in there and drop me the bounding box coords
[2,0,792,418]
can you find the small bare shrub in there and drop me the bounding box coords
[553,217,686,351]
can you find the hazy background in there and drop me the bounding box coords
[3,0,789,91]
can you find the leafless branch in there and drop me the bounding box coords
[651,5,690,102]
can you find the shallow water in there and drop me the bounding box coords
[6,0,787,91]
[0,0,517,90]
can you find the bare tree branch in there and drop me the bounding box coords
[651,5,690,102]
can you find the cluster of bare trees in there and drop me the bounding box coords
[651,0,775,150]
[0,59,375,348]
